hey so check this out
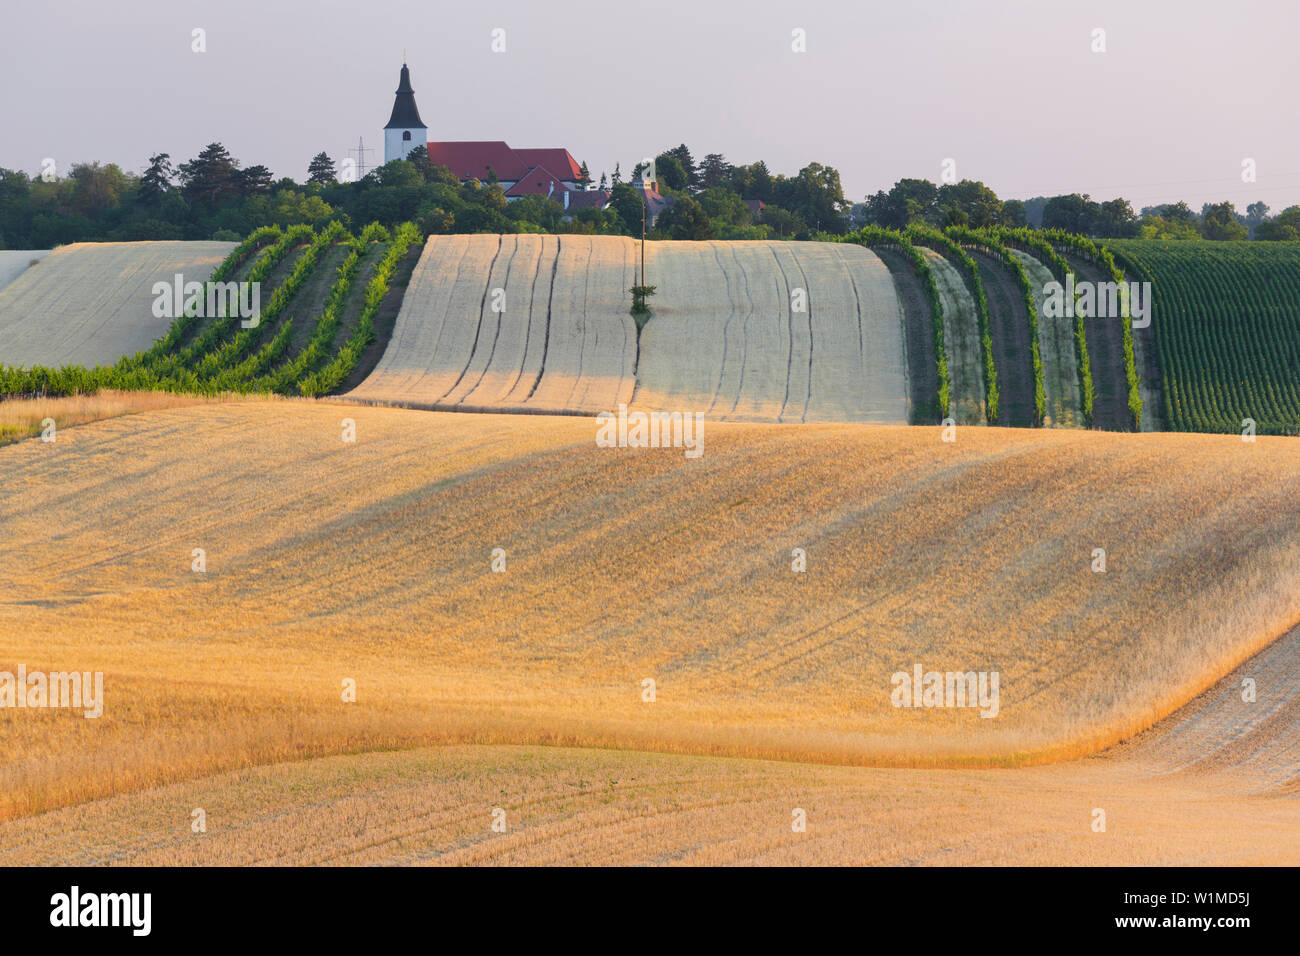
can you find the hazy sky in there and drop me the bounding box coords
[3,0,1298,212]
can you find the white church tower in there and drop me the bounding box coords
[383,61,427,164]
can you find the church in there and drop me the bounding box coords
[383,61,612,214]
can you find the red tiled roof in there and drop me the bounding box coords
[425,141,527,182]
[503,166,569,197]
[514,148,582,181]
[423,141,584,185]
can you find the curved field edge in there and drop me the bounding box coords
[0,223,421,400]
[837,228,948,423]
[4,646,1299,866]
[0,242,236,371]
[354,236,910,424]
[1106,621,1300,792]
[3,403,1300,822]
[2,621,1297,864]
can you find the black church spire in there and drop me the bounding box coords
[385,64,426,130]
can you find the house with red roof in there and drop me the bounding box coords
[384,62,610,214]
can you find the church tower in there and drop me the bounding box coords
[384,61,427,164]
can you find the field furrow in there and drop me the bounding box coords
[634,241,908,423]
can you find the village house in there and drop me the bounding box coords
[383,61,613,216]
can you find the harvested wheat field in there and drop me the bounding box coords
[349,236,909,423]
[3,400,1300,845]
[2,624,1297,866]
[633,240,909,422]
[0,251,49,294]
[0,240,233,368]
[0,389,218,445]
[350,234,638,414]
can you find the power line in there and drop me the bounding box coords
[349,137,374,180]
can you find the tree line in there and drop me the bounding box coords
[857,178,1299,241]
[1,141,1296,248]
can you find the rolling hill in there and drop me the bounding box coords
[3,227,1298,440]
[3,401,1299,828]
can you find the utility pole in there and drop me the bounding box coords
[350,137,374,180]
[641,197,647,287]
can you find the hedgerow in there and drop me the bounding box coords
[1041,229,1143,429]
[946,227,1046,425]
[991,227,1095,426]
[905,225,1000,424]
[299,222,422,396]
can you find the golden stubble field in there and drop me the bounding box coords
[4,623,1299,865]
[3,740,1297,866]
[1,399,1299,862]
[0,390,228,445]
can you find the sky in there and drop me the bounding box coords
[2,0,1298,214]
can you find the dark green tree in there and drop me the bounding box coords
[139,153,175,205]
[1145,201,1196,223]
[67,161,130,216]
[608,182,643,234]
[759,205,806,238]
[307,152,337,185]
[775,162,848,233]
[862,178,938,229]
[237,165,273,196]
[1255,206,1300,240]
[1094,197,1138,237]
[1001,199,1027,227]
[728,160,773,202]
[1042,193,1097,234]
[651,154,689,191]
[656,196,714,239]
[697,153,731,190]
[663,144,697,189]
[1200,201,1248,240]
[179,143,242,207]
[936,180,1004,229]
[1245,201,1269,238]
